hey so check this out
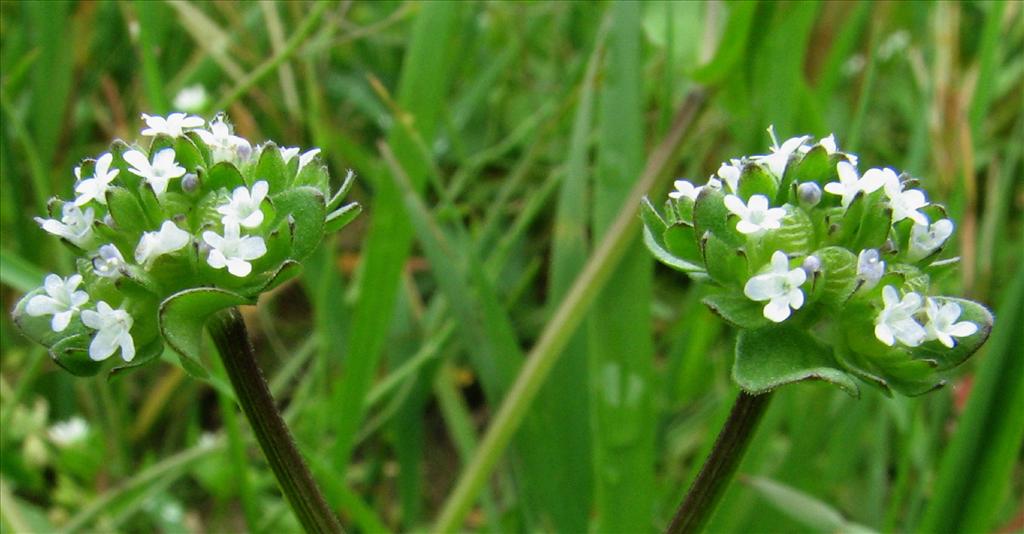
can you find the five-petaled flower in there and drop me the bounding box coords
[217,181,269,228]
[874,285,926,347]
[669,179,700,201]
[907,218,953,261]
[135,220,191,268]
[203,222,267,277]
[25,274,89,332]
[743,250,807,323]
[124,148,186,196]
[35,203,94,247]
[824,161,885,208]
[724,194,786,235]
[880,170,928,224]
[81,301,135,362]
[74,153,120,206]
[93,244,126,278]
[924,298,978,348]
[196,117,252,163]
[140,113,204,138]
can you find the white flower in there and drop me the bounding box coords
[755,125,810,178]
[824,162,885,208]
[202,222,267,277]
[25,274,89,332]
[857,249,885,290]
[123,148,186,196]
[172,85,208,113]
[140,113,205,138]
[93,244,126,278]
[669,179,700,201]
[298,148,321,171]
[48,417,89,446]
[73,153,120,206]
[217,181,268,228]
[195,118,252,163]
[280,146,301,163]
[907,218,954,261]
[135,220,191,267]
[35,203,94,247]
[743,250,807,322]
[717,161,741,192]
[880,171,928,225]
[80,301,135,362]
[923,298,978,348]
[724,194,786,235]
[874,285,926,347]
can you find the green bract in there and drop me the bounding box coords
[12,113,360,379]
[643,128,993,397]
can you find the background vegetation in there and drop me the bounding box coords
[1,1,1021,532]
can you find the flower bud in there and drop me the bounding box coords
[801,255,821,277]
[181,173,199,193]
[797,182,821,207]
[856,248,884,290]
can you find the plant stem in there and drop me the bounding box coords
[208,308,343,534]
[666,391,773,534]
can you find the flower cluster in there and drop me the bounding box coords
[14,113,359,377]
[643,127,992,396]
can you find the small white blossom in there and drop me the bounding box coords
[907,218,954,261]
[35,203,94,247]
[140,113,204,138]
[717,161,741,192]
[202,222,267,277]
[73,153,120,206]
[874,285,926,347]
[924,298,977,348]
[217,181,269,228]
[172,85,208,113]
[669,179,700,201]
[743,250,807,322]
[93,244,126,278]
[279,146,301,163]
[80,301,135,362]
[48,417,89,447]
[195,118,252,163]
[880,171,928,225]
[123,148,186,196]
[135,220,191,267]
[298,148,321,171]
[755,125,810,178]
[857,249,885,290]
[724,194,786,235]
[824,162,886,208]
[25,274,89,332]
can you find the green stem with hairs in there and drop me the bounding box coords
[208,308,342,534]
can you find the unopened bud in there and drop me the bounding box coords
[801,255,821,277]
[181,173,199,193]
[857,249,884,290]
[797,182,822,207]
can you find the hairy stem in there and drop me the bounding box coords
[666,391,773,534]
[209,308,342,534]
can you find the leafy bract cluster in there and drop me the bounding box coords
[13,113,360,379]
[642,127,992,397]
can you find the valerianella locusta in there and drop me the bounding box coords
[13,112,360,378]
[642,126,993,397]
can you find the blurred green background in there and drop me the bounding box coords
[1,1,1022,532]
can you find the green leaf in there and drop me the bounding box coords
[49,333,102,377]
[109,339,165,380]
[693,186,744,248]
[778,145,831,204]
[270,186,326,262]
[0,248,46,292]
[737,164,777,201]
[703,292,771,330]
[105,186,149,235]
[745,476,880,534]
[12,288,89,348]
[324,202,362,234]
[255,142,289,193]
[910,297,993,371]
[173,135,204,173]
[701,231,746,287]
[641,199,704,274]
[294,162,330,197]
[816,246,858,309]
[734,326,859,397]
[158,287,254,378]
[663,222,702,265]
[202,161,245,194]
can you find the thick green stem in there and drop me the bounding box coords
[209,308,342,534]
[666,391,773,534]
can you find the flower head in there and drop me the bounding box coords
[669,179,701,201]
[755,125,810,178]
[93,244,126,278]
[825,161,885,208]
[25,274,89,332]
[907,218,953,261]
[924,298,978,348]
[217,181,269,228]
[135,221,191,268]
[172,86,208,113]
[724,194,786,235]
[880,171,928,224]
[124,148,186,196]
[141,113,204,138]
[857,249,885,290]
[744,251,807,322]
[203,222,267,277]
[874,285,926,347]
[80,301,135,362]
[195,117,252,163]
[74,153,120,206]
[48,417,89,447]
[717,161,741,193]
[35,203,94,247]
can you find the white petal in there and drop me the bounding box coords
[786,288,804,310]
[52,310,73,332]
[875,324,895,346]
[882,285,899,306]
[763,298,791,322]
[744,275,778,301]
[735,220,761,234]
[723,195,747,217]
[238,236,267,260]
[119,333,136,362]
[226,258,252,277]
[747,195,769,212]
[948,321,978,337]
[207,249,228,269]
[122,150,151,173]
[240,211,263,228]
[770,251,789,273]
[26,295,61,316]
